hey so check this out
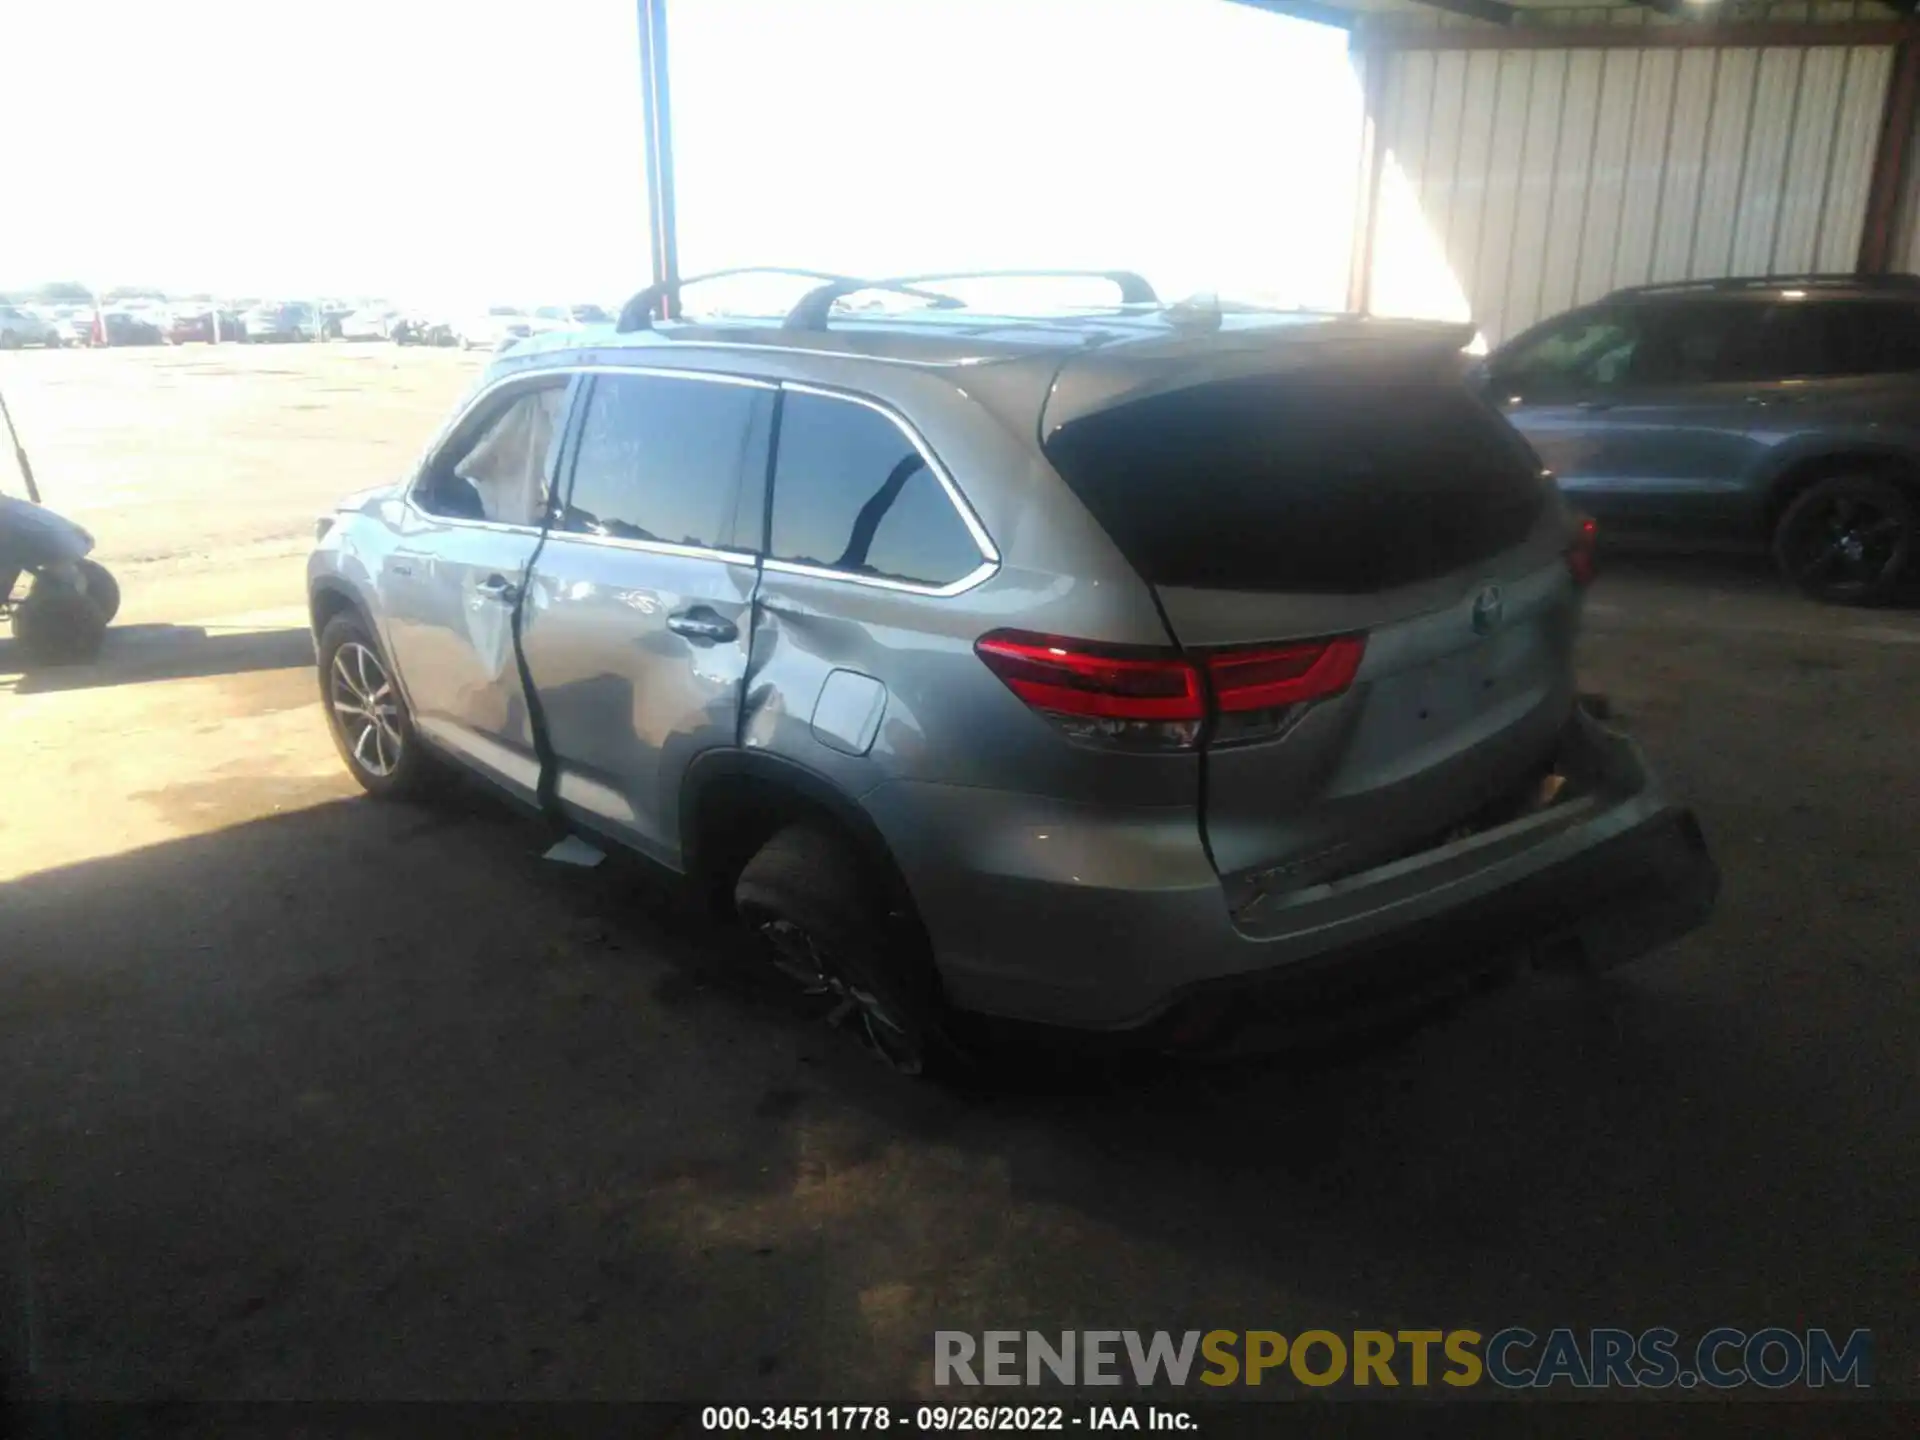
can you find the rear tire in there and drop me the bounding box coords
[1772,474,1913,606]
[317,613,436,798]
[735,823,952,1076]
[13,578,106,665]
[77,560,119,624]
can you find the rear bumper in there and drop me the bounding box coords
[1144,802,1715,1053]
[866,709,1717,1035]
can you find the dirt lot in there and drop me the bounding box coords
[0,344,1916,1404]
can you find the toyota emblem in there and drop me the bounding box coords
[1471,584,1505,635]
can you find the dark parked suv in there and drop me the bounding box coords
[1482,274,1920,605]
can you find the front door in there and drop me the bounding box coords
[1506,382,1765,536]
[1496,298,1784,536]
[1491,302,1668,528]
[378,375,574,805]
[518,368,773,867]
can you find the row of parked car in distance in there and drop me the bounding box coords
[0,300,617,351]
[0,299,330,348]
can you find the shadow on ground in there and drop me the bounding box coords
[0,626,313,694]
[0,753,1913,1401]
[1597,539,1920,610]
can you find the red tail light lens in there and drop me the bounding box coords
[972,633,1204,720]
[974,632,1204,751]
[1204,637,1365,712]
[975,630,1364,751]
[1567,515,1598,588]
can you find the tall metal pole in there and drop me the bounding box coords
[0,388,42,504]
[1861,39,1920,273]
[638,0,682,321]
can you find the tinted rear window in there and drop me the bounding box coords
[1043,375,1546,593]
[769,390,985,587]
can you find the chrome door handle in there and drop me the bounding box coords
[475,573,519,603]
[666,608,738,644]
[1575,399,1615,411]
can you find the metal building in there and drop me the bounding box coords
[1286,0,1920,344]
[631,1,1920,343]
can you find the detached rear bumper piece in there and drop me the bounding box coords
[1148,802,1717,1054]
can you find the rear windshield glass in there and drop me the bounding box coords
[1043,374,1546,593]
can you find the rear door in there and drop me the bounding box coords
[1729,296,1920,454]
[1492,304,1670,527]
[518,367,772,867]
[1041,351,1580,903]
[378,375,574,804]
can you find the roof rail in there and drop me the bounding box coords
[1602,272,1920,302]
[782,269,1160,331]
[614,267,962,333]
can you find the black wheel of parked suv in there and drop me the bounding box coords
[76,560,119,625]
[1772,474,1914,606]
[735,823,953,1076]
[317,613,437,798]
[13,579,106,665]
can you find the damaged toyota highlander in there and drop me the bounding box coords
[306,268,1718,1073]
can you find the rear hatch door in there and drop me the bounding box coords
[1041,327,1582,906]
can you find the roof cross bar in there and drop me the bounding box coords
[782,269,1160,331]
[614,267,958,333]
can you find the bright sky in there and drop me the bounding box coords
[0,0,1361,311]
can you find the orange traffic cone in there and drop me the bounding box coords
[91,307,106,347]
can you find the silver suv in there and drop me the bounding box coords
[308,269,1717,1070]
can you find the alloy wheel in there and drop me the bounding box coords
[330,641,404,778]
[1791,495,1906,597]
[753,915,922,1073]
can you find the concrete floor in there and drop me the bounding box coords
[0,347,1915,1402]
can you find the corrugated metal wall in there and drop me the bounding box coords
[1359,40,1894,345]
[1360,0,1905,39]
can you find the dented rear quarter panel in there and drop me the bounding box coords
[733,353,1193,810]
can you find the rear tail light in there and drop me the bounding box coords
[1204,636,1366,746]
[975,630,1364,752]
[1204,637,1365,711]
[1566,514,1598,588]
[972,632,1204,751]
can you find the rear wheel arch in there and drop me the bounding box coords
[689,751,956,1071]
[1762,449,1920,535]
[679,750,923,929]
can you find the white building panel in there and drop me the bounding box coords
[1612,49,1678,291]
[1503,48,1571,338]
[1359,34,1894,344]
